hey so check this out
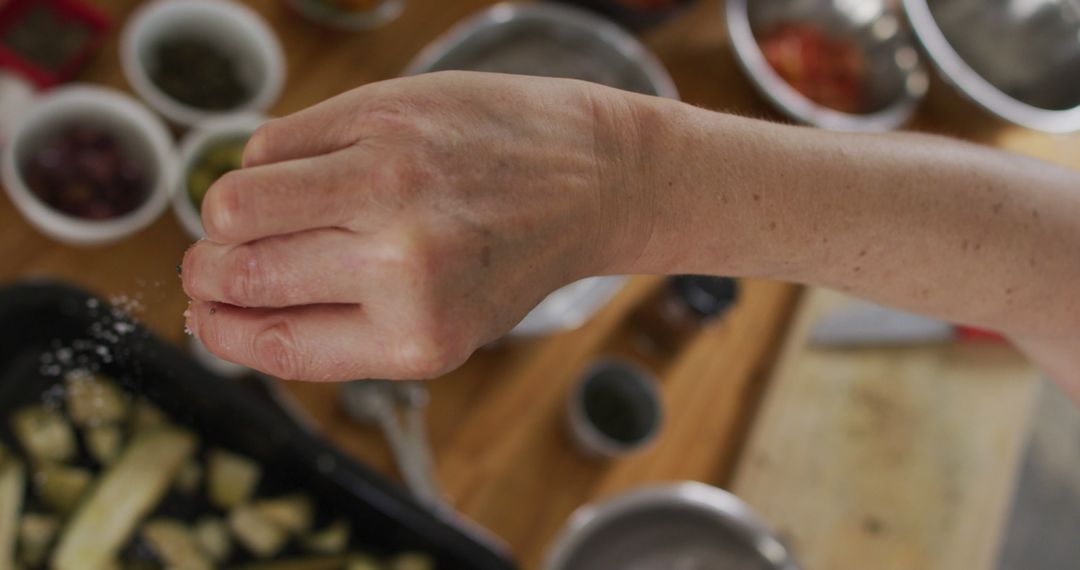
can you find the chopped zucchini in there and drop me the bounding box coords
[346,554,386,570]
[0,460,26,570]
[389,553,434,570]
[229,555,349,570]
[85,425,123,466]
[301,519,350,555]
[33,464,92,514]
[175,459,203,495]
[65,371,128,427]
[130,400,168,433]
[253,495,314,535]
[11,406,77,463]
[208,449,261,510]
[52,427,197,570]
[194,516,232,563]
[142,519,213,570]
[18,513,59,568]
[229,505,288,559]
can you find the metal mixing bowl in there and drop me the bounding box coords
[904,0,1080,133]
[543,482,800,570]
[726,0,929,131]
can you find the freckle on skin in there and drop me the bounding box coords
[961,239,969,251]
[974,243,981,252]
[769,222,777,231]
[854,266,862,273]
[1032,208,1040,220]
[993,202,1003,214]
[753,194,761,202]
[480,245,492,269]
[859,250,867,257]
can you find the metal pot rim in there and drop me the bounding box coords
[542,481,801,570]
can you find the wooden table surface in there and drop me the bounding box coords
[1,1,1077,568]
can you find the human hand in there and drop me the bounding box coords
[181,71,657,381]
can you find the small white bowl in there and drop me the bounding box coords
[121,0,286,128]
[1,85,176,247]
[173,114,265,240]
[566,358,663,459]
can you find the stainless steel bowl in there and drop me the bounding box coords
[904,0,1080,133]
[726,0,929,131]
[285,0,404,31]
[543,482,800,570]
[405,2,677,337]
[404,2,678,98]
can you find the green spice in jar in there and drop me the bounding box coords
[187,137,247,210]
[151,37,251,111]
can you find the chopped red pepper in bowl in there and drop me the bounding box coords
[760,23,867,114]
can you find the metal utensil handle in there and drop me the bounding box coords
[401,404,450,512]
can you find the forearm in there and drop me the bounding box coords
[617,95,1080,364]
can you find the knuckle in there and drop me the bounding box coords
[243,121,278,167]
[397,332,457,379]
[374,152,429,201]
[202,171,246,242]
[222,246,269,306]
[253,321,306,380]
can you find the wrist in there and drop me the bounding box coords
[594,91,690,276]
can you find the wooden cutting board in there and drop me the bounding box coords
[732,288,1040,570]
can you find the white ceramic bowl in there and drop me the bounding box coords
[173,114,265,240]
[121,0,285,128]
[1,85,176,247]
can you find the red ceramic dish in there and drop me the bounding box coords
[0,0,110,88]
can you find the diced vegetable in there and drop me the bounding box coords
[130,400,168,433]
[0,459,26,570]
[194,516,232,563]
[229,505,288,559]
[142,519,213,570]
[33,463,92,514]
[301,519,350,555]
[346,554,386,570]
[18,513,59,568]
[52,427,197,570]
[85,425,123,466]
[253,495,314,535]
[230,555,349,570]
[208,449,261,510]
[11,406,77,463]
[65,371,128,427]
[175,459,203,495]
[389,553,434,570]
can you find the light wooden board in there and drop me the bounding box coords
[732,288,1041,570]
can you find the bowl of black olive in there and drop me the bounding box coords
[1,84,177,246]
[120,0,286,128]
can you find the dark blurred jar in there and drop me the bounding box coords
[628,275,740,358]
[552,0,699,32]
